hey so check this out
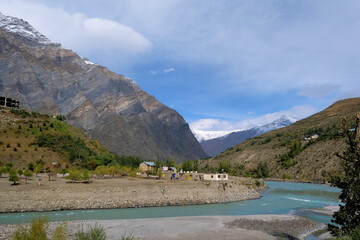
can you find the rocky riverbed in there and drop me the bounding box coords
[0,215,325,240]
[0,175,266,213]
[225,214,324,239]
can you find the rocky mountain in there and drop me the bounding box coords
[0,12,207,161]
[201,98,360,182]
[200,116,296,156]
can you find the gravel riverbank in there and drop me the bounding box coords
[0,175,266,213]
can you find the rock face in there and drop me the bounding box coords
[0,12,207,161]
[200,116,295,156]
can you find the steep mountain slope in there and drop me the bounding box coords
[201,98,360,182]
[200,116,295,156]
[0,12,207,161]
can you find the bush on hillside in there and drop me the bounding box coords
[55,115,66,121]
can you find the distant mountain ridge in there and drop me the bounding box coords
[0,12,207,161]
[201,98,360,181]
[200,116,296,156]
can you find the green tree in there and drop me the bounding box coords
[34,165,43,177]
[27,162,35,171]
[155,160,163,169]
[66,169,82,182]
[328,113,360,237]
[164,157,176,167]
[182,159,193,171]
[23,169,32,184]
[81,170,90,181]
[257,162,269,178]
[9,169,19,185]
[156,168,163,179]
[5,162,13,172]
[59,168,68,177]
[218,160,231,173]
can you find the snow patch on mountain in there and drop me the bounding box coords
[0,12,53,45]
[192,129,243,142]
[192,115,298,142]
[256,115,298,133]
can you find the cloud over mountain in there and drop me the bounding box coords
[0,0,152,55]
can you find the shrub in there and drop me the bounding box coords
[55,115,66,121]
[256,162,269,178]
[81,170,90,181]
[218,160,231,173]
[52,224,67,240]
[74,223,107,240]
[23,169,33,179]
[11,216,48,240]
[59,168,68,176]
[67,169,82,182]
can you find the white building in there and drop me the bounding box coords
[203,173,228,181]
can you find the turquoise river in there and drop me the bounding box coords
[0,181,341,226]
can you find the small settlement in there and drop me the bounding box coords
[0,96,20,109]
[138,161,228,181]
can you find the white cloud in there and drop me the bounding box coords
[149,67,175,75]
[190,104,317,132]
[114,1,360,97]
[0,0,152,55]
[163,67,175,73]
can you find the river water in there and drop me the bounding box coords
[0,181,341,225]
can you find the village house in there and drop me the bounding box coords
[139,161,156,173]
[203,173,228,181]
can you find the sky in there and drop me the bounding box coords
[1,0,360,135]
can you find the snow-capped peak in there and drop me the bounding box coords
[191,115,298,142]
[0,12,53,45]
[192,129,242,142]
[255,115,297,133]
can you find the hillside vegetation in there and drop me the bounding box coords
[200,98,360,182]
[0,107,144,170]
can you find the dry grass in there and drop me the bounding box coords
[202,98,360,181]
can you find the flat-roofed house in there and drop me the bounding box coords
[203,173,228,181]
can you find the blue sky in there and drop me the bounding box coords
[1,0,360,133]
